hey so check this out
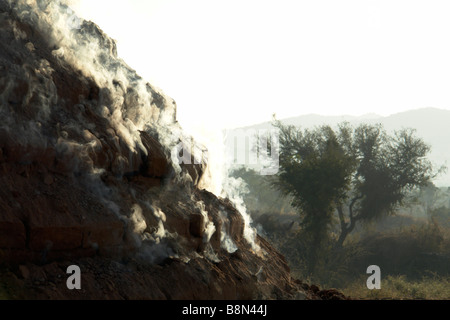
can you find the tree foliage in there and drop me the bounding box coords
[272,119,438,249]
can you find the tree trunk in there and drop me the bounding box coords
[336,225,351,247]
[307,227,323,275]
[336,196,362,247]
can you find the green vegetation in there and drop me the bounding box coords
[273,120,437,246]
[251,199,450,299]
[233,121,450,299]
[342,275,450,300]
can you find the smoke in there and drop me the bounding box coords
[150,206,168,242]
[195,200,216,243]
[2,0,185,178]
[1,0,263,264]
[183,126,262,253]
[186,128,262,253]
[219,209,238,254]
[130,202,180,264]
[4,0,179,159]
[221,176,261,253]
[185,190,242,259]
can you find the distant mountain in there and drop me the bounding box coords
[237,107,450,186]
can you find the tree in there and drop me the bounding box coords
[272,119,438,251]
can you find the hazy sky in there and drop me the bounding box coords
[73,0,450,131]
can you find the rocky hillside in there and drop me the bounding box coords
[0,1,345,300]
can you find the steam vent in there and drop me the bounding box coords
[0,1,343,300]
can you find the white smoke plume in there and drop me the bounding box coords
[129,203,147,246]
[1,0,263,263]
[188,128,262,253]
[150,206,168,242]
[4,0,179,160]
[194,200,216,244]
[184,128,262,255]
[221,176,261,253]
[132,202,180,264]
[219,209,238,254]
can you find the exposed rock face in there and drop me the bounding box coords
[0,1,345,300]
[0,0,198,265]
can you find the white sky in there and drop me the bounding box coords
[72,0,450,131]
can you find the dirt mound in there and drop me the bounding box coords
[0,1,345,300]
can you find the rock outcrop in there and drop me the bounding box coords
[0,1,345,300]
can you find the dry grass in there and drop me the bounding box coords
[342,274,450,300]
